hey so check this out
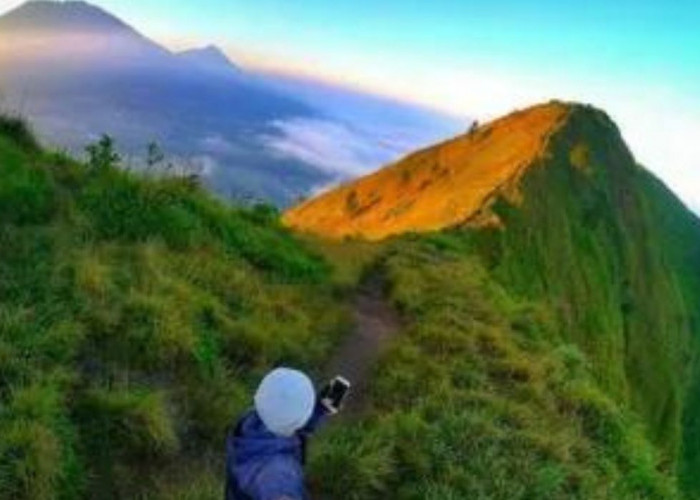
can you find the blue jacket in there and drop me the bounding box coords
[226,402,328,500]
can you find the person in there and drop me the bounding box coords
[226,367,345,500]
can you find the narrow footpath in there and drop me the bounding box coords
[324,274,401,415]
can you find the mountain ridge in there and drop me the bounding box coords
[0,0,326,203]
[284,101,580,239]
[177,45,242,75]
[289,99,700,496]
[2,101,700,497]
[0,1,133,34]
[0,0,465,205]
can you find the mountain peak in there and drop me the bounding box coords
[283,101,600,240]
[178,44,241,74]
[0,1,133,34]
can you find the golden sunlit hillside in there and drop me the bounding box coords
[284,101,569,240]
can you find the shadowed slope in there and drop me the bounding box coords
[284,101,569,240]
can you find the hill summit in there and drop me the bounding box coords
[284,100,700,496]
[284,101,596,239]
[177,45,242,76]
[0,1,133,34]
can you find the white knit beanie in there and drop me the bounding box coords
[254,367,315,437]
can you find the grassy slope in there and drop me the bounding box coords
[284,102,568,240]
[310,240,680,499]
[470,105,700,474]
[0,119,350,499]
[3,104,700,500]
[308,105,700,499]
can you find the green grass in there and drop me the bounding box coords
[2,108,700,499]
[309,242,679,499]
[0,129,349,499]
[467,106,700,471]
[0,115,40,152]
[308,237,388,290]
[307,106,700,499]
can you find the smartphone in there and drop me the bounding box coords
[322,376,351,413]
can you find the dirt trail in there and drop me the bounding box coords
[325,274,401,415]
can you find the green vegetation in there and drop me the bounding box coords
[310,241,679,498]
[308,105,700,499]
[0,129,348,498]
[2,105,700,499]
[0,115,39,152]
[472,106,700,473]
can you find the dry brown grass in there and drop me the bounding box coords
[284,101,570,240]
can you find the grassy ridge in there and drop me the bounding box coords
[308,105,700,499]
[309,241,678,499]
[0,120,349,499]
[470,106,700,473]
[2,106,700,500]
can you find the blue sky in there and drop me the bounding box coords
[48,1,696,86]
[1,0,699,210]
[69,0,700,85]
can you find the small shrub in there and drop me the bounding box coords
[77,387,179,458]
[0,154,54,225]
[0,115,39,151]
[246,203,280,226]
[346,189,360,214]
[146,141,165,169]
[85,135,120,172]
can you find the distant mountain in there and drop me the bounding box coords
[0,1,464,204]
[0,0,132,34]
[0,1,324,202]
[0,0,169,65]
[178,45,242,77]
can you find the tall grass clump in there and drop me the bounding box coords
[0,115,39,152]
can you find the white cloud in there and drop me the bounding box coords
[369,68,700,215]
[257,77,467,179]
[261,118,392,177]
[246,53,700,215]
[261,113,464,179]
[0,1,23,14]
[199,134,240,155]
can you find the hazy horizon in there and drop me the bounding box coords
[1,0,698,212]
